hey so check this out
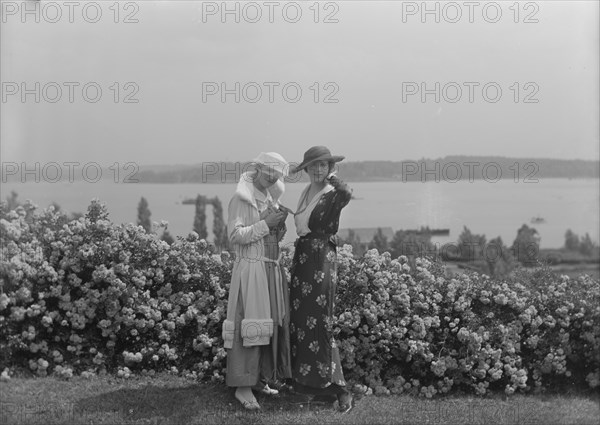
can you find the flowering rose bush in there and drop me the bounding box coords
[0,200,230,382]
[328,246,600,396]
[1,199,598,397]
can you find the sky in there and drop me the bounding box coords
[1,0,599,167]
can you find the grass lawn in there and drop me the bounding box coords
[1,373,599,424]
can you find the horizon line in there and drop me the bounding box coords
[134,155,600,168]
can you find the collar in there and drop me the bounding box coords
[296,183,333,213]
[236,171,285,210]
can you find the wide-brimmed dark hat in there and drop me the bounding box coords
[292,146,345,173]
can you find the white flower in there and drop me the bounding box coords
[316,295,327,308]
[299,364,311,376]
[314,271,325,284]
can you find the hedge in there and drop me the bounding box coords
[1,200,598,397]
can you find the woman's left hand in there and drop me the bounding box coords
[260,206,277,220]
[326,173,341,187]
[279,209,289,224]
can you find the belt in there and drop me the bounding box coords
[298,233,338,247]
[299,233,334,239]
[257,255,285,326]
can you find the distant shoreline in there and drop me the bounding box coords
[3,176,599,185]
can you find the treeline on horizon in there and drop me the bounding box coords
[133,156,600,183]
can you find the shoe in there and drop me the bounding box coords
[235,391,261,411]
[337,392,353,414]
[253,384,279,396]
[278,382,294,393]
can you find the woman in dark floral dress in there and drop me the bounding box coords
[289,146,354,413]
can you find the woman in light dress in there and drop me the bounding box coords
[222,152,292,410]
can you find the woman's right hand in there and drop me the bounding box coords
[260,207,274,220]
[260,205,281,219]
[264,210,286,229]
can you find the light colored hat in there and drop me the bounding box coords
[252,152,289,178]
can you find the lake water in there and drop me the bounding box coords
[3,178,599,249]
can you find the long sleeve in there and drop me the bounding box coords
[228,195,270,245]
[308,176,353,235]
[328,175,353,209]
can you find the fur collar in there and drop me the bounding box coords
[235,171,284,210]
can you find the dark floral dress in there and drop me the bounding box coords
[289,178,352,388]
